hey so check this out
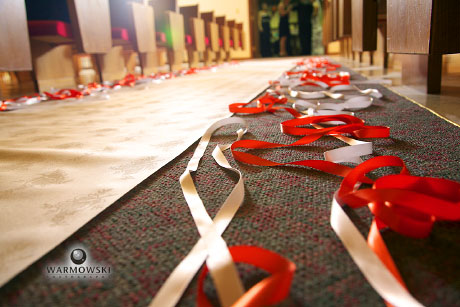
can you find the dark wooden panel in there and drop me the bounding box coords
[67,0,112,53]
[351,0,377,52]
[201,11,214,23]
[179,5,199,35]
[216,16,226,26]
[216,16,230,51]
[227,20,238,50]
[387,0,432,54]
[236,22,245,50]
[0,0,32,70]
[338,0,351,37]
[431,0,460,54]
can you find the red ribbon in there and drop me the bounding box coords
[231,114,388,183]
[336,156,460,306]
[196,246,296,307]
[281,115,390,139]
[300,71,350,87]
[44,88,84,100]
[228,93,302,118]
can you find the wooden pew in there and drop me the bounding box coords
[322,0,332,51]
[104,0,157,80]
[0,1,34,98]
[377,0,388,68]
[227,20,241,53]
[179,5,206,68]
[338,0,352,58]
[331,0,339,42]
[387,0,460,93]
[351,0,377,63]
[236,23,245,51]
[25,0,112,91]
[216,16,231,63]
[153,0,185,71]
[201,12,220,66]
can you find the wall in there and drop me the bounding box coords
[177,0,251,59]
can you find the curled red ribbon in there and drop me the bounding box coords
[196,246,296,307]
[335,155,460,306]
[281,115,390,139]
[228,93,302,118]
[300,71,350,87]
[44,88,84,100]
[230,114,388,183]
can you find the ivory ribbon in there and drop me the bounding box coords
[330,197,424,307]
[289,84,382,100]
[150,117,248,307]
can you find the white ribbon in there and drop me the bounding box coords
[330,196,425,307]
[293,96,373,114]
[289,84,382,100]
[150,117,249,307]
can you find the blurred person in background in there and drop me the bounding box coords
[258,2,272,57]
[297,0,313,55]
[270,4,280,56]
[278,0,292,56]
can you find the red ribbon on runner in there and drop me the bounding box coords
[230,114,389,183]
[196,246,296,307]
[300,71,350,87]
[281,114,390,139]
[336,155,460,306]
[228,92,302,118]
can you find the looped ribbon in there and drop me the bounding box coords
[281,114,389,139]
[231,114,389,177]
[150,117,295,307]
[292,96,372,117]
[331,156,460,307]
[289,84,382,100]
[228,93,301,117]
[44,88,84,100]
[229,91,377,119]
[300,71,350,87]
[197,246,296,307]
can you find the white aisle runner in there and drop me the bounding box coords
[0,59,296,286]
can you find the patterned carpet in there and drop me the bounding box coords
[1,64,459,307]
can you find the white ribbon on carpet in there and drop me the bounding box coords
[150,117,248,307]
[330,196,425,307]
